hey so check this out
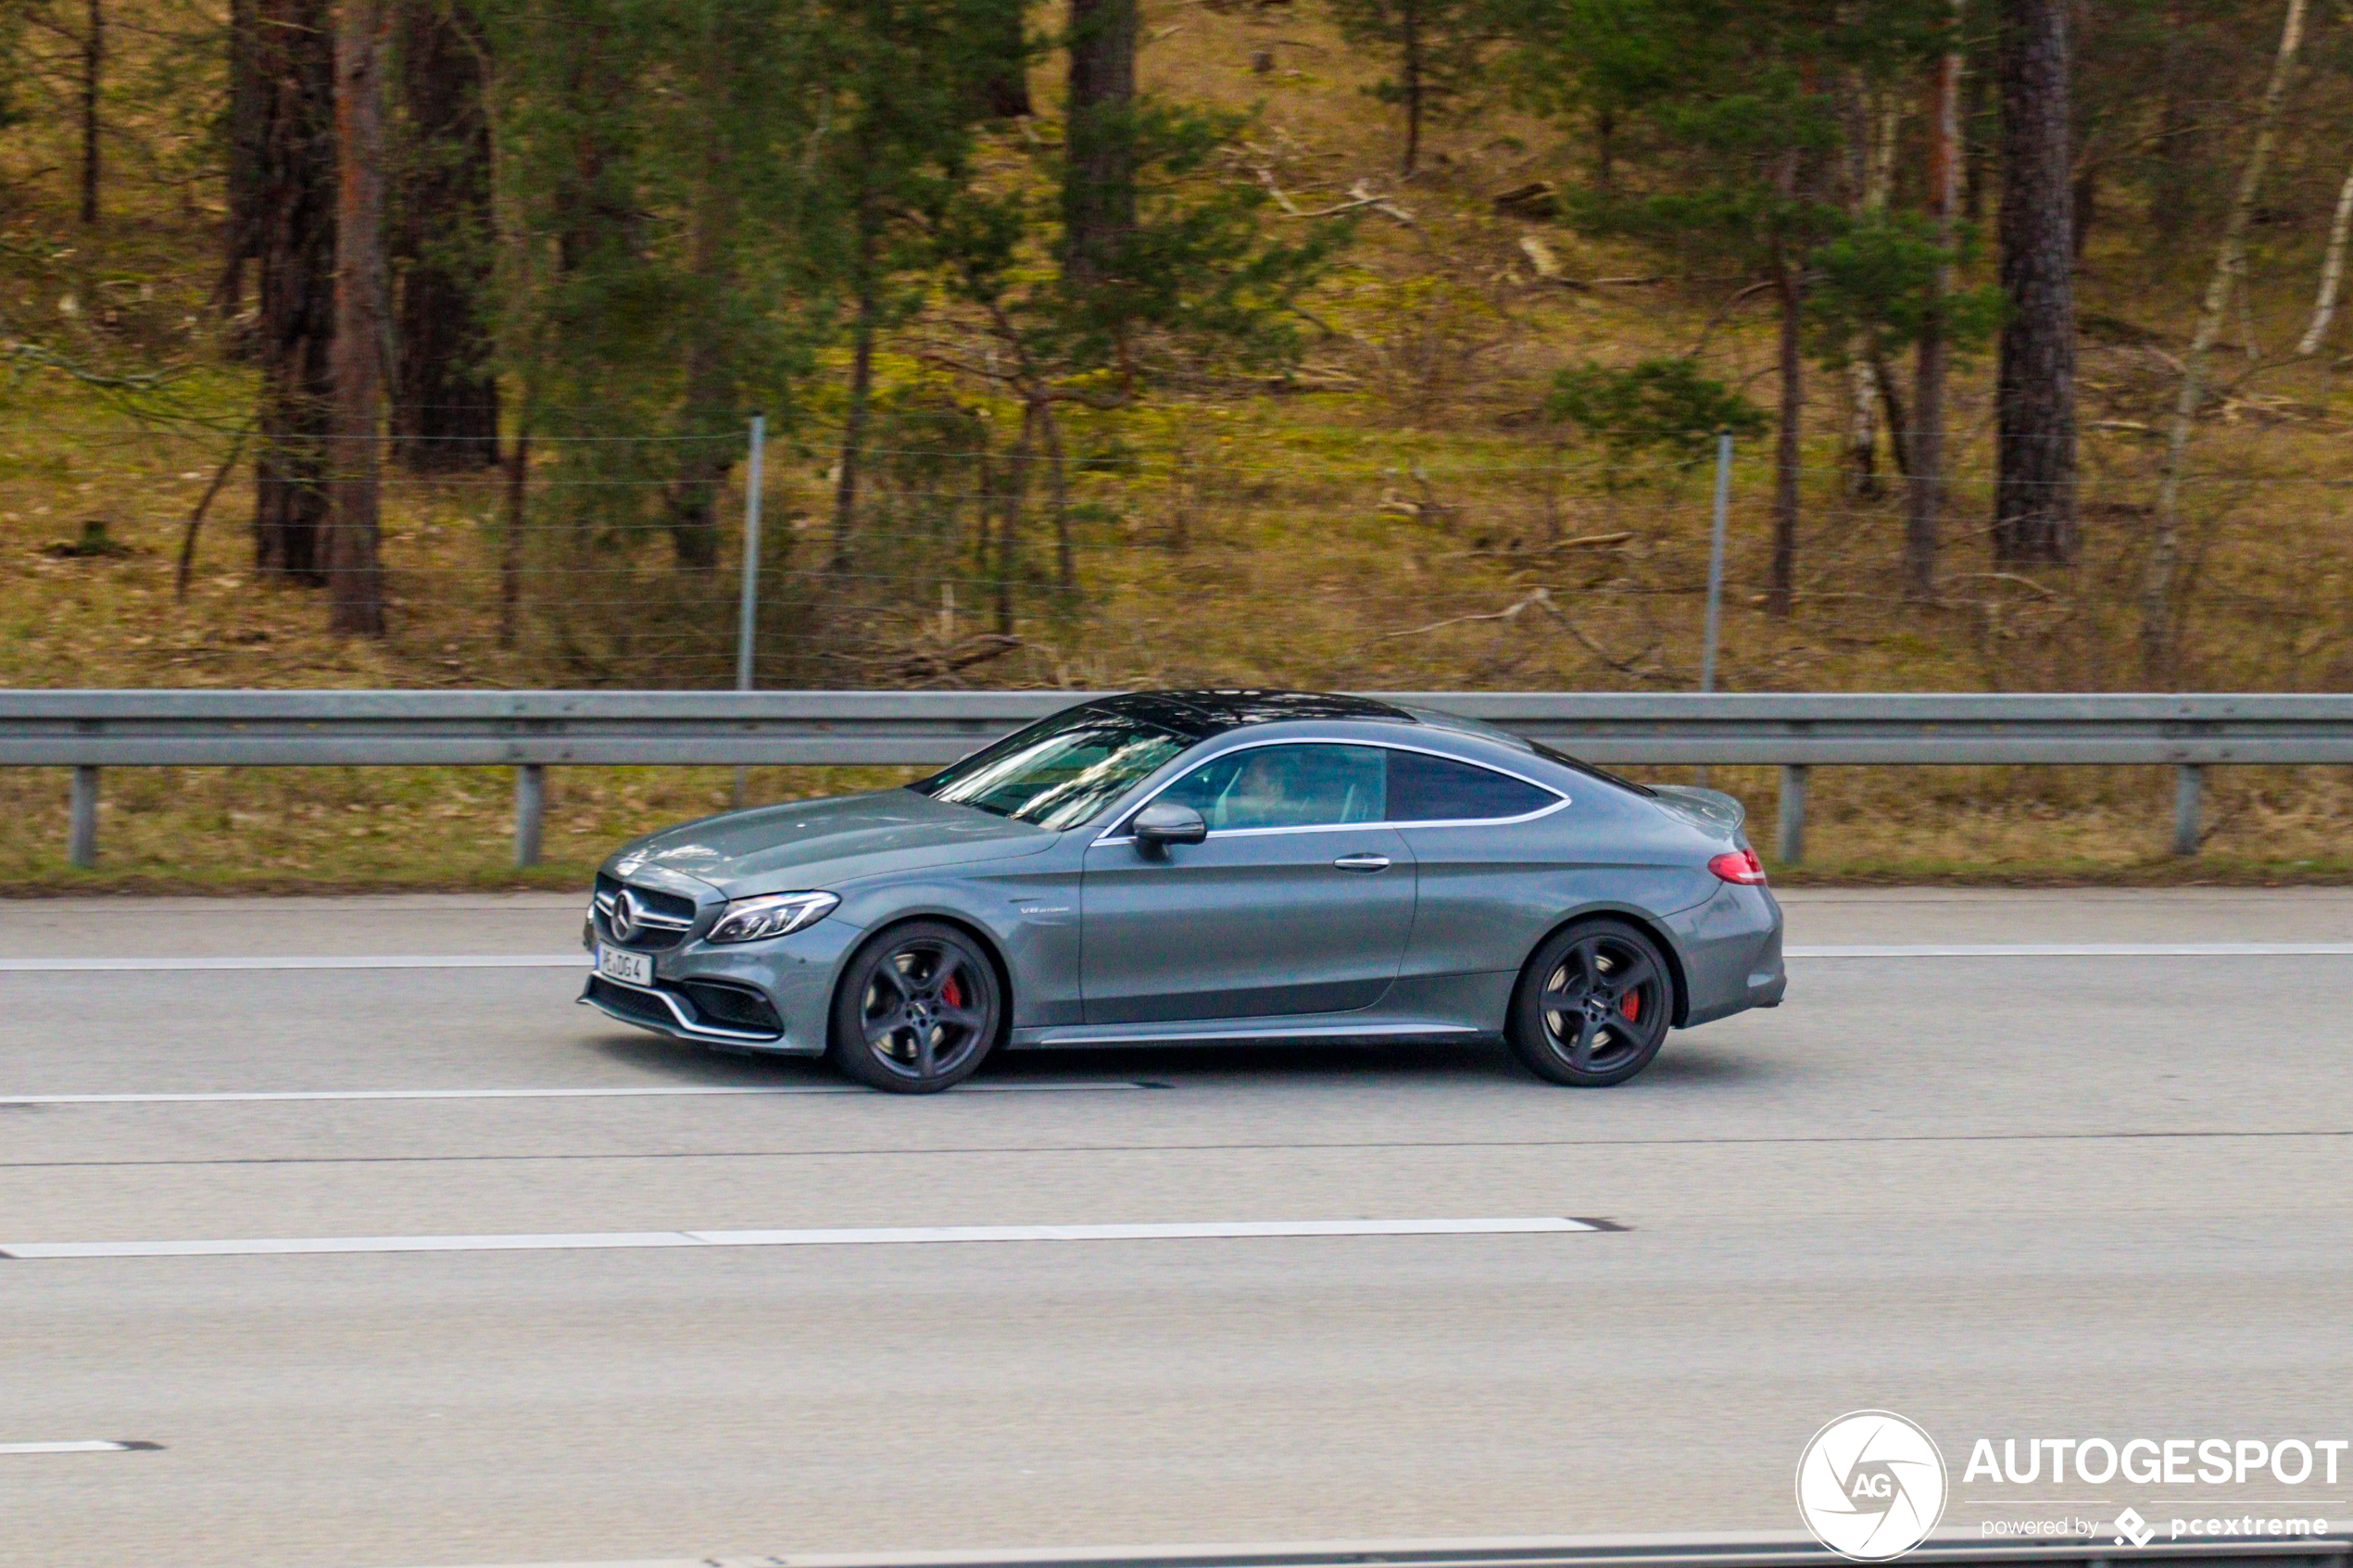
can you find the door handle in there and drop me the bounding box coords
[1332,853,1390,872]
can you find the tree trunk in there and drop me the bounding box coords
[1768,241,1803,618]
[1872,352,1910,480]
[220,0,264,313]
[830,203,881,574]
[1842,83,1899,497]
[2144,0,2308,683]
[1063,0,1136,294]
[2070,158,2096,260]
[1036,401,1077,593]
[1905,0,1962,603]
[499,428,528,649]
[660,4,737,573]
[391,0,499,470]
[2152,0,2196,249]
[1594,104,1614,193]
[1992,0,2078,566]
[2298,156,2353,356]
[79,0,102,225]
[1399,0,1423,176]
[252,0,336,583]
[1961,45,1991,225]
[329,0,391,635]
[994,408,1036,636]
[977,0,1032,118]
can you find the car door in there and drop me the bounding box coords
[1080,741,1416,1024]
[1382,746,1579,985]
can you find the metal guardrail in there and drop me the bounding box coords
[6,689,2351,869]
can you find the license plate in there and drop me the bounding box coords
[597,945,652,986]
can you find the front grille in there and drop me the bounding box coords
[585,974,676,1027]
[592,874,700,951]
[676,980,784,1035]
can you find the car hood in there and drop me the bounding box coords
[610,788,1057,898]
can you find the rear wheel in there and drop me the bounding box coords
[1505,919,1673,1086]
[827,922,1002,1094]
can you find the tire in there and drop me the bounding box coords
[827,921,1003,1094]
[1504,918,1674,1087]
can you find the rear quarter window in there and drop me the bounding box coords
[1386,750,1558,822]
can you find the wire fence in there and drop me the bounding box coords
[6,411,2351,694]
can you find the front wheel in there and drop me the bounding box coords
[828,922,1002,1093]
[1505,919,1673,1086]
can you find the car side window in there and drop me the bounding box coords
[1386,749,1557,822]
[1155,744,1389,832]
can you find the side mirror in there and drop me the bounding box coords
[1129,800,1208,850]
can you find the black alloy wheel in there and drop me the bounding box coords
[829,922,1002,1093]
[1506,919,1673,1086]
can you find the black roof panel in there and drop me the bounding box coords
[1084,688,1418,739]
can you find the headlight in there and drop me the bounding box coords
[705,891,838,945]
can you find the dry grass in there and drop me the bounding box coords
[7,0,2353,888]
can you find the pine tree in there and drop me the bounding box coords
[250,0,336,584]
[1322,0,1490,175]
[1991,0,2078,564]
[391,0,499,471]
[1500,0,1946,615]
[1063,0,1135,294]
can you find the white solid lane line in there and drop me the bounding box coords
[0,954,587,972]
[0,1082,1156,1107]
[1786,941,2353,957]
[0,1440,158,1455]
[8,943,2353,974]
[0,1216,1604,1261]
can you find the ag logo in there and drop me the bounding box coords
[1795,1410,1949,1561]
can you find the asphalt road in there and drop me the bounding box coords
[4,889,2351,1568]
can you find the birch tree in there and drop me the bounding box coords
[2297,155,2353,356]
[1905,0,1962,601]
[2142,0,2307,681]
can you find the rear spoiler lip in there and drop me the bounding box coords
[1648,783,1748,838]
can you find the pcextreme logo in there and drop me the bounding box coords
[1795,1410,1951,1562]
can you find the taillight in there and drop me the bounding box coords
[1709,847,1768,885]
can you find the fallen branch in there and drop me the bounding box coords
[863,633,1025,686]
[175,421,255,598]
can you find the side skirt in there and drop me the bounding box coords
[1008,1019,1490,1050]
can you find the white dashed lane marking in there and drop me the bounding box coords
[0,1216,1613,1261]
[0,1082,1157,1107]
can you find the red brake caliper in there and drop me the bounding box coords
[1619,989,1640,1022]
[940,975,963,1010]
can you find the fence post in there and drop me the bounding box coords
[1701,431,1732,694]
[1778,764,1808,866]
[2172,763,2204,857]
[733,413,767,809]
[69,765,99,868]
[515,764,545,869]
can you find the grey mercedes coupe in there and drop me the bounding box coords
[583,689,1785,1093]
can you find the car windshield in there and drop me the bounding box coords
[910,708,1190,830]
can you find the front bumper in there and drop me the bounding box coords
[579,972,789,1047]
[579,895,862,1057]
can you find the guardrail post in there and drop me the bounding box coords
[1777,764,1808,866]
[515,764,545,868]
[69,765,99,868]
[2173,763,2204,857]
